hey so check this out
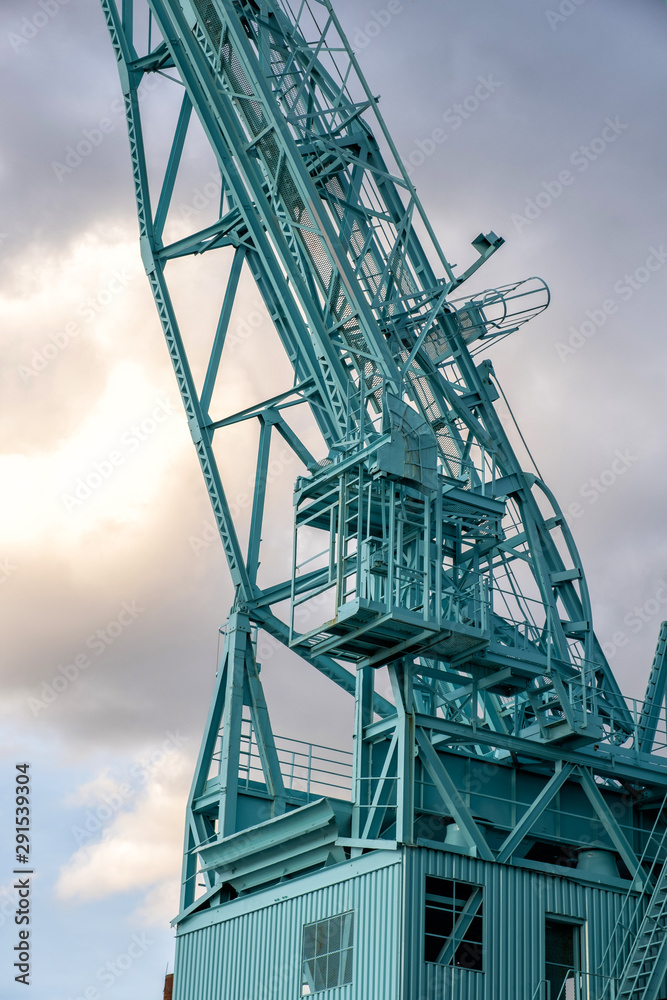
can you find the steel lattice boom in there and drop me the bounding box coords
[100,3,667,999]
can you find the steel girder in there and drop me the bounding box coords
[97,0,666,913]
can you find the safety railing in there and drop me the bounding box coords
[596,693,667,756]
[412,764,661,870]
[598,792,667,999]
[532,968,620,1000]
[236,725,353,801]
[451,276,550,337]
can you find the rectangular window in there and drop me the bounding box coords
[424,876,484,972]
[301,910,354,995]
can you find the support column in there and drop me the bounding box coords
[390,659,415,845]
[218,610,251,837]
[352,666,375,841]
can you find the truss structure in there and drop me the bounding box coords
[100,4,667,966]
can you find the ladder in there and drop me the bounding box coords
[614,861,667,1000]
[598,798,667,1000]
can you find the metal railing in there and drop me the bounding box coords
[236,725,353,801]
[599,694,667,756]
[532,969,620,1000]
[597,792,667,999]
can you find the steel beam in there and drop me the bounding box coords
[578,767,646,886]
[415,729,494,861]
[496,763,575,863]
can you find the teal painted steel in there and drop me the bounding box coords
[96,1,667,996]
[174,851,403,1000]
[404,848,645,1000]
[638,621,667,753]
[614,864,667,999]
[173,846,659,1000]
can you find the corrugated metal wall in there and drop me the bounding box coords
[403,848,636,1000]
[174,847,643,1000]
[174,853,403,1000]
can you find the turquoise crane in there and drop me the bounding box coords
[100,6,667,998]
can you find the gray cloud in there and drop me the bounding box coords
[2,2,666,987]
[2,0,664,763]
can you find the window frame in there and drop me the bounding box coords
[544,913,586,1000]
[300,908,355,996]
[423,874,485,973]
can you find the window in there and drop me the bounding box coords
[424,876,484,972]
[301,910,354,995]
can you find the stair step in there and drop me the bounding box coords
[532,682,555,696]
[615,859,667,996]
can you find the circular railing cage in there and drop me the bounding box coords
[451,276,550,352]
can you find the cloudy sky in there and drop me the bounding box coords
[1,0,666,996]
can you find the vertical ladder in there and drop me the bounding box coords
[615,861,667,999]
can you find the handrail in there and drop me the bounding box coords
[598,790,667,997]
[534,968,619,1000]
[232,727,354,800]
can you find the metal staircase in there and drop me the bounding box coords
[604,628,667,1000]
[598,801,667,1000]
[614,863,667,1000]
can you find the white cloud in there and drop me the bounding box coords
[132,879,181,928]
[64,768,121,807]
[56,752,190,914]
